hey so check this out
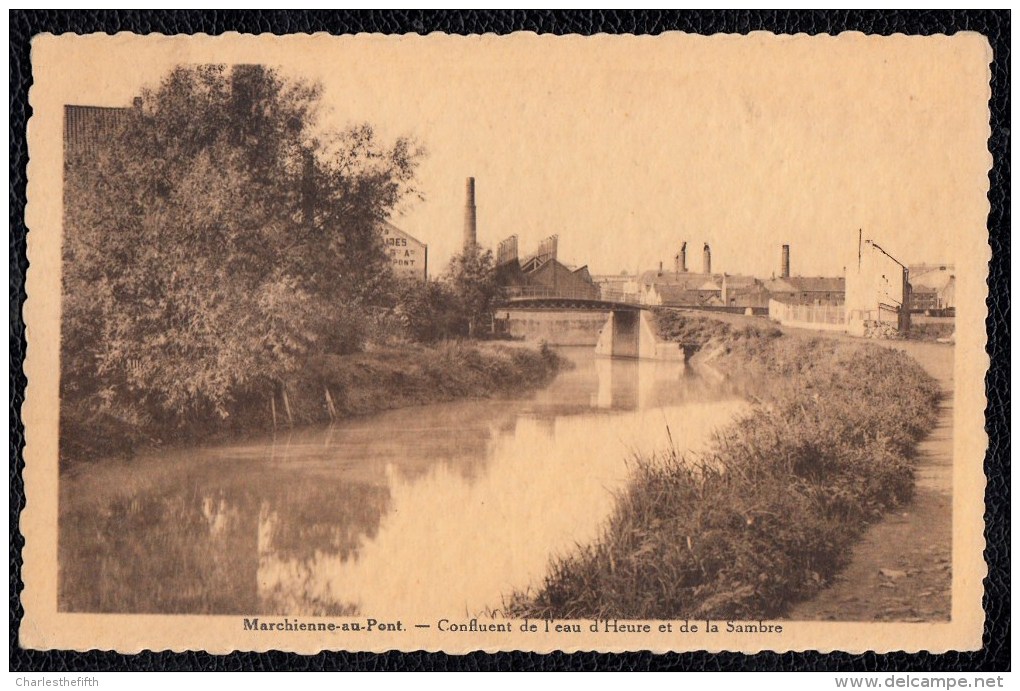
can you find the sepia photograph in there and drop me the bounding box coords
[19,30,993,655]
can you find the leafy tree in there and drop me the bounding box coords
[62,64,422,428]
[443,247,501,338]
[392,278,461,343]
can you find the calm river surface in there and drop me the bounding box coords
[60,348,748,617]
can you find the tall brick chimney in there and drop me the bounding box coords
[680,242,687,273]
[703,243,711,274]
[781,244,791,278]
[463,177,477,252]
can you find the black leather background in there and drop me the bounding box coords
[9,10,1010,672]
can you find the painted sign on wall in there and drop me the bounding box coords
[380,222,428,281]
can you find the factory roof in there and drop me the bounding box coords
[637,270,717,288]
[765,276,845,293]
[908,266,956,290]
[651,285,707,305]
[720,274,760,290]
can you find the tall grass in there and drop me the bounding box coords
[506,313,940,619]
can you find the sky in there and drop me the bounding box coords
[53,32,990,278]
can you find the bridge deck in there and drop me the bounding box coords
[501,297,647,311]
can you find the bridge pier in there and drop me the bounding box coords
[495,298,683,360]
[595,309,684,361]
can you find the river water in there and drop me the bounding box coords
[59,348,748,617]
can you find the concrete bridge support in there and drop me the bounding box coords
[595,310,684,361]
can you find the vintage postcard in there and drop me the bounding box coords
[20,31,992,654]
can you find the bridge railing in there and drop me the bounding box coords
[503,285,601,301]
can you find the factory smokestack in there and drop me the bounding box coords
[680,242,687,273]
[703,243,711,274]
[463,177,477,252]
[781,244,791,278]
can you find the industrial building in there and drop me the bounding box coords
[595,242,850,320]
[761,243,845,306]
[64,102,138,158]
[599,242,775,312]
[845,237,910,335]
[908,263,956,312]
[455,175,597,300]
[633,243,723,306]
[495,233,599,300]
[762,276,846,306]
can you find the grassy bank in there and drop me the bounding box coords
[908,320,955,342]
[506,312,941,619]
[61,342,563,468]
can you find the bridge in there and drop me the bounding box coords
[496,290,682,360]
[500,285,646,312]
[503,296,646,312]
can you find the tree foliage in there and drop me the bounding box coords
[443,247,502,338]
[391,278,461,343]
[62,64,422,425]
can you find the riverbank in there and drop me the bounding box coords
[506,312,942,620]
[786,340,953,621]
[60,341,564,469]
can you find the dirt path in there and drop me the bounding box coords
[787,339,954,621]
[665,309,956,621]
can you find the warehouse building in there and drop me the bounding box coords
[495,233,599,300]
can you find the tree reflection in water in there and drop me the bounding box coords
[60,473,390,615]
[59,349,755,616]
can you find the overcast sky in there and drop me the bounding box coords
[55,33,989,278]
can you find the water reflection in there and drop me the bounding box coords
[59,349,748,616]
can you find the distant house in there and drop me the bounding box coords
[646,283,709,307]
[764,276,845,306]
[720,274,769,308]
[909,264,956,311]
[722,275,767,308]
[634,269,720,306]
[380,222,428,282]
[909,284,940,312]
[629,269,770,309]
